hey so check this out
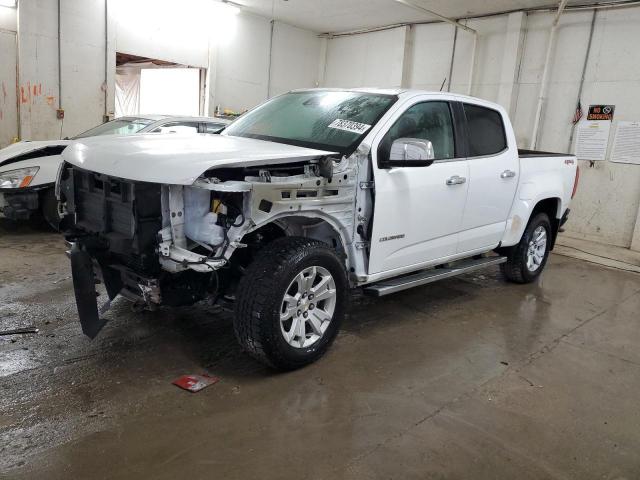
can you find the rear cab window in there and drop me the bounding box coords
[463,103,507,157]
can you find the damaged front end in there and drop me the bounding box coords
[58,152,361,339]
[58,164,232,337]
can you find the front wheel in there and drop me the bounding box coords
[234,237,348,370]
[500,213,552,284]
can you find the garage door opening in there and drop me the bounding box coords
[115,52,203,118]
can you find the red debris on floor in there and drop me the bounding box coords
[172,374,220,392]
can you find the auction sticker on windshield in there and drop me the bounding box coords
[328,119,371,134]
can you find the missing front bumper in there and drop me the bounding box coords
[69,244,109,338]
[69,243,167,339]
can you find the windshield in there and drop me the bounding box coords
[73,118,155,139]
[223,91,397,154]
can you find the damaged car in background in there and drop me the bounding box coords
[57,89,579,370]
[0,114,230,228]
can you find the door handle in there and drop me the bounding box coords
[500,169,516,179]
[446,175,466,186]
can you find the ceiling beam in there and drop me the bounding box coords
[392,0,477,34]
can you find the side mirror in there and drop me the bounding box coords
[388,138,435,166]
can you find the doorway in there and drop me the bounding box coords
[115,52,203,118]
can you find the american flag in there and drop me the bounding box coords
[572,100,583,125]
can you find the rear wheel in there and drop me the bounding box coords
[501,213,552,284]
[234,237,347,370]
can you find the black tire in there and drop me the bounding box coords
[234,237,348,370]
[500,212,552,284]
[40,188,61,231]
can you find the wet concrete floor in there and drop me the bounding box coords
[1,218,639,479]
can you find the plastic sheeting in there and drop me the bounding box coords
[115,63,143,118]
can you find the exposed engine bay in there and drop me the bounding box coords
[57,150,371,337]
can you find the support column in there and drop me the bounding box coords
[205,38,219,117]
[496,11,525,116]
[104,0,116,120]
[317,37,328,88]
[400,25,413,88]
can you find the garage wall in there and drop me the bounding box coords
[320,7,640,250]
[212,16,323,113]
[0,31,18,149]
[0,5,18,148]
[17,0,108,140]
[13,1,322,140]
[0,4,16,30]
[269,21,322,98]
[519,9,640,248]
[324,27,407,88]
[406,23,455,91]
[211,13,271,113]
[113,0,209,69]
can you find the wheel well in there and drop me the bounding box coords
[530,198,561,250]
[244,217,347,257]
[227,218,348,300]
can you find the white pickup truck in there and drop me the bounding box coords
[57,89,579,370]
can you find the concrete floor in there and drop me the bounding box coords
[1,219,639,480]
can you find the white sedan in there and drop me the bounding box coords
[0,114,231,228]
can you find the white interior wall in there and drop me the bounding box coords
[324,27,406,88]
[0,4,16,31]
[0,30,18,148]
[408,23,455,91]
[211,16,323,113]
[211,12,271,114]
[269,21,323,97]
[113,0,209,69]
[0,5,17,148]
[538,8,640,247]
[320,7,640,250]
[17,0,106,140]
[12,1,322,139]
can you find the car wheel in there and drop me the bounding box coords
[234,236,347,370]
[501,212,552,284]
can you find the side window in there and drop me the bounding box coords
[152,122,199,134]
[378,101,455,164]
[463,104,507,156]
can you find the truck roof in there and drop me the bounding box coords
[290,88,504,109]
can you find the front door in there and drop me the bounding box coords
[368,100,469,275]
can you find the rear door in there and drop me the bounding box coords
[368,98,470,275]
[457,102,519,253]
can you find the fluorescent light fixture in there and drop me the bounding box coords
[0,0,17,7]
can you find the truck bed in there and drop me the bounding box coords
[518,149,573,158]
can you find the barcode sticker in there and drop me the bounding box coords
[328,119,371,134]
